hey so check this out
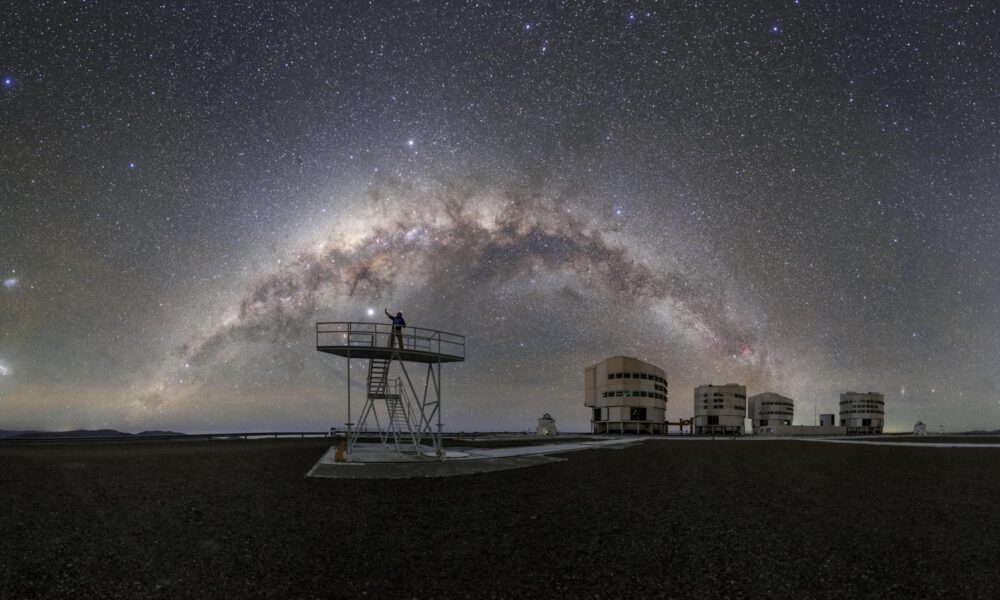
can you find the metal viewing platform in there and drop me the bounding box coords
[315,321,465,461]
[316,322,465,363]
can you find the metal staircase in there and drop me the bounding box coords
[385,390,412,444]
[367,357,391,400]
[357,356,421,454]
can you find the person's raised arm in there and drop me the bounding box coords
[384,308,392,319]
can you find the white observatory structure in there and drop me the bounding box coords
[584,356,668,434]
[749,392,794,434]
[536,413,558,436]
[839,391,885,435]
[694,383,747,435]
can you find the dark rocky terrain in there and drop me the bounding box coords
[1,437,998,599]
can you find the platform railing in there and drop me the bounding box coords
[316,322,465,359]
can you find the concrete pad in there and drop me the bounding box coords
[307,453,566,479]
[306,437,643,479]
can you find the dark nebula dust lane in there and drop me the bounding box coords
[2,2,999,432]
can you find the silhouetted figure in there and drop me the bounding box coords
[385,309,406,349]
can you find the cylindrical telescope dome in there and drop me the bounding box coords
[839,392,885,434]
[694,383,746,435]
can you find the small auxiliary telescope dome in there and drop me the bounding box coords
[536,413,558,436]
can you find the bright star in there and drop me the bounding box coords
[367,308,375,317]
[407,139,415,148]
[128,162,136,169]
[2,78,11,87]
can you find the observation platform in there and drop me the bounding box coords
[316,322,465,363]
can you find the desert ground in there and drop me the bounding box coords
[1,436,998,599]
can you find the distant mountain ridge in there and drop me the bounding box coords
[0,429,186,439]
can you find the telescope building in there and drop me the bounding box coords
[749,392,794,434]
[584,356,668,434]
[693,383,747,435]
[840,391,885,434]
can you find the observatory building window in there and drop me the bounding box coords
[630,407,647,421]
[593,408,602,421]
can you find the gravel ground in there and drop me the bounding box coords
[1,438,998,599]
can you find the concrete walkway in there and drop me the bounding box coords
[644,435,1000,447]
[795,438,1000,448]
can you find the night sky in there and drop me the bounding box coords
[2,2,999,433]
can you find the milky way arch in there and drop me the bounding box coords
[177,185,762,373]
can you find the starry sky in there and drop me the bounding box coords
[2,1,999,434]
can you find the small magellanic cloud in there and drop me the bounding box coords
[2,277,16,289]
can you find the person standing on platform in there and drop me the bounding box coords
[385,309,406,349]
